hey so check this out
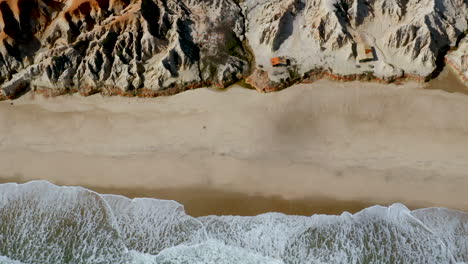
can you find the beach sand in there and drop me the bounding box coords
[1,76,467,216]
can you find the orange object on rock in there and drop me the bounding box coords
[270,57,289,67]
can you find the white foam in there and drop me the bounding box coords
[0,256,24,264]
[199,213,312,259]
[199,204,462,263]
[102,194,205,255]
[412,207,468,262]
[150,240,284,264]
[0,181,467,264]
[0,181,128,264]
[284,204,457,263]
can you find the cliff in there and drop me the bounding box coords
[0,0,251,99]
[0,0,466,99]
[244,0,467,91]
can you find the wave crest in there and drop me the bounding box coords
[0,181,466,264]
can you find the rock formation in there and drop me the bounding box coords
[0,0,251,99]
[244,0,467,91]
[446,35,468,84]
[0,0,466,99]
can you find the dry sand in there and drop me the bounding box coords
[1,77,468,215]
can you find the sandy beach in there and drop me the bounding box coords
[1,73,468,216]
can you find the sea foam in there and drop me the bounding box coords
[0,181,466,264]
[0,256,23,264]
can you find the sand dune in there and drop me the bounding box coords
[1,78,468,213]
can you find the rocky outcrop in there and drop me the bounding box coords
[446,35,468,84]
[244,0,467,91]
[0,0,251,99]
[0,0,466,99]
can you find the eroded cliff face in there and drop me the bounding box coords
[0,0,466,99]
[244,0,467,91]
[0,0,251,99]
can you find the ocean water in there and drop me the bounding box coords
[0,181,466,264]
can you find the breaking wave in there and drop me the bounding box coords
[0,181,467,264]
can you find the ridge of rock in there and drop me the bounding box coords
[0,0,251,99]
[244,0,467,91]
[0,0,466,99]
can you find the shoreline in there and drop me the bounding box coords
[1,77,468,215]
[63,186,433,217]
[88,187,374,217]
[0,178,422,217]
[1,147,466,213]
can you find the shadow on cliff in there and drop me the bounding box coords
[176,19,200,64]
[0,0,45,59]
[272,1,305,52]
[141,0,171,39]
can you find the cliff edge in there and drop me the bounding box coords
[0,0,466,99]
[0,0,251,99]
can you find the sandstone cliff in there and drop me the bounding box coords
[0,0,466,99]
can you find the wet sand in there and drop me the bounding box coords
[89,187,382,217]
[0,175,405,217]
[1,78,468,216]
[85,185,425,217]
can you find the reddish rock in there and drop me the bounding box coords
[246,69,282,93]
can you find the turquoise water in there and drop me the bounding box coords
[0,181,466,264]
